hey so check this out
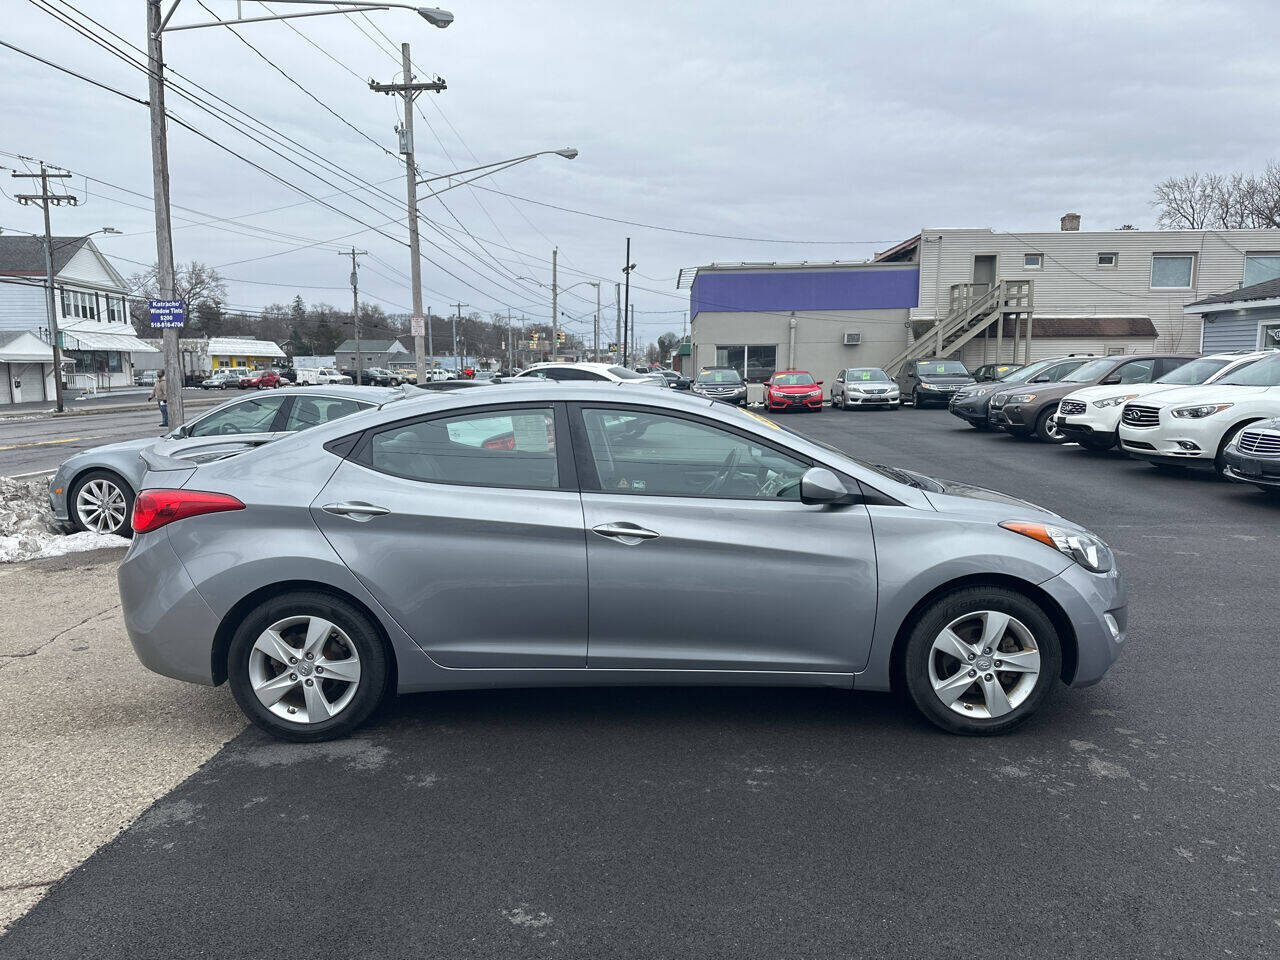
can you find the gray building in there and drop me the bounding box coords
[334,338,409,370]
[1186,276,1280,352]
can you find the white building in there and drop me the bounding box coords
[0,236,157,403]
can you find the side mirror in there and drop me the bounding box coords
[1100,375,1120,385]
[1029,375,1049,383]
[800,467,854,505]
[816,379,824,385]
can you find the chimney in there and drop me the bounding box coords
[1060,213,1081,232]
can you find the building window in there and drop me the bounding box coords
[1243,252,1280,287]
[106,295,126,323]
[59,289,99,320]
[1023,253,1043,269]
[1151,254,1195,289]
[714,344,777,383]
[1097,252,1118,269]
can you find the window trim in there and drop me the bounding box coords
[349,400,578,493]
[1242,250,1280,287]
[567,401,816,502]
[1150,252,1196,290]
[1022,253,1043,270]
[1096,252,1118,269]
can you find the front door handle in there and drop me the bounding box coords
[323,500,390,521]
[592,522,660,543]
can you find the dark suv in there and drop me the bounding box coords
[989,354,1195,442]
[895,359,975,407]
[949,356,1093,430]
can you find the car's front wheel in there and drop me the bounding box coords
[69,469,134,537]
[228,591,390,742]
[1035,408,1067,443]
[903,586,1061,735]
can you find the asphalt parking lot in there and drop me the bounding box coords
[1,405,1277,959]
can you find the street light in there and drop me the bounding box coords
[415,148,578,200]
[147,0,448,426]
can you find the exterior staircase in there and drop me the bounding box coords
[883,279,1033,372]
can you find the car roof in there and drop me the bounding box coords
[263,385,403,405]
[772,369,812,375]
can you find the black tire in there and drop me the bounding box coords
[1214,423,1254,479]
[1034,408,1067,444]
[910,387,921,408]
[970,420,990,431]
[227,591,390,742]
[68,468,135,538]
[902,586,1062,736]
[1080,435,1115,452]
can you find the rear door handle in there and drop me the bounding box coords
[323,500,390,521]
[592,522,660,542]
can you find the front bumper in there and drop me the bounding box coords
[693,389,746,404]
[1222,446,1280,487]
[843,390,899,406]
[119,531,221,685]
[47,468,71,522]
[767,393,823,410]
[1038,561,1128,687]
[1118,426,1217,469]
[1056,420,1117,445]
[949,395,991,423]
[989,403,1032,429]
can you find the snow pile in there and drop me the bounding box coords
[0,475,128,563]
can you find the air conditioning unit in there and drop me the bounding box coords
[843,331,862,346]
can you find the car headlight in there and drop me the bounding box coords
[1171,402,1233,419]
[999,520,1114,573]
[1005,393,1036,403]
[808,389,822,396]
[1093,394,1139,408]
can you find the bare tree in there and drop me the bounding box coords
[1152,161,1280,229]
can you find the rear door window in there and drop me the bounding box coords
[283,396,371,432]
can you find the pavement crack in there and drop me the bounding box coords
[0,879,57,892]
[0,604,120,669]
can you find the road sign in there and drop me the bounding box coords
[409,316,425,336]
[148,299,185,328]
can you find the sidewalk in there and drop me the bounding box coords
[0,388,215,421]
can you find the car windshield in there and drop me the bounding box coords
[916,361,969,376]
[1157,357,1231,384]
[1215,353,1280,386]
[1063,358,1118,382]
[846,368,889,382]
[726,406,914,486]
[697,369,742,384]
[608,366,647,380]
[1004,360,1055,380]
[772,372,815,386]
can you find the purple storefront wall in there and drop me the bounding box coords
[690,267,919,318]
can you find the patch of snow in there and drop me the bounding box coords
[0,475,128,563]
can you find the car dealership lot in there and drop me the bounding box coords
[1,406,1277,958]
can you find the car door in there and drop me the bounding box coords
[311,402,588,669]
[570,403,878,673]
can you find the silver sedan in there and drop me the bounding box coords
[118,384,1127,741]
[49,386,403,536]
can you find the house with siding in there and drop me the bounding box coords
[0,236,157,403]
[681,218,1280,383]
[1184,276,1280,353]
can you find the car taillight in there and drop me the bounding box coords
[132,489,245,533]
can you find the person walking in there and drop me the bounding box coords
[149,369,168,428]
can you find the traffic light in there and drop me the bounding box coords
[556,331,566,344]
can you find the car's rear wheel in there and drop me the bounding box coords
[1035,408,1067,443]
[903,586,1061,735]
[69,469,134,537]
[228,591,389,742]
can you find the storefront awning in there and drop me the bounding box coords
[61,323,161,353]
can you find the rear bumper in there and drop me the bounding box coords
[118,532,220,685]
[1038,562,1128,687]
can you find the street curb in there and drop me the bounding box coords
[0,398,221,422]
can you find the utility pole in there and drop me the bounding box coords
[614,283,621,363]
[340,249,368,381]
[146,0,184,426]
[621,238,635,367]
[550,247,558,361]
[593,282,601,362]
[426,305,433,375]
[507,309,513,373]
[370,46,446,385]
[11,161,76,413]
[453,302,465,374]
[630,304,637,364]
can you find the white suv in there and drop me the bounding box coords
[512,362,666,387]
[1117,351,1280,475]
[1055,351,1273,451]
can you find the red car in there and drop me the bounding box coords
[239,370,282,390]
[764,370,824,412]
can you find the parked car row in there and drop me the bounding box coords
[941,349,1280,495]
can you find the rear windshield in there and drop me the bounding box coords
[1062,358,1117,382]
[1156,357,1230,385]
[608,366,647,380]
[846,368,889,382]
[697,368,742,384]
[772,372,815,385]
[916,361,969,375]
[1215,353,1280,386]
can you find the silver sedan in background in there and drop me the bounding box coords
[118,384,1127,741]
[49,386,403,536]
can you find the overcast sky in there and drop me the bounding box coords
[3,0,1278,345]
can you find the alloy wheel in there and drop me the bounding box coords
[248,615,362,724]
[926,610,1041,719]
[75,479,128,534]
